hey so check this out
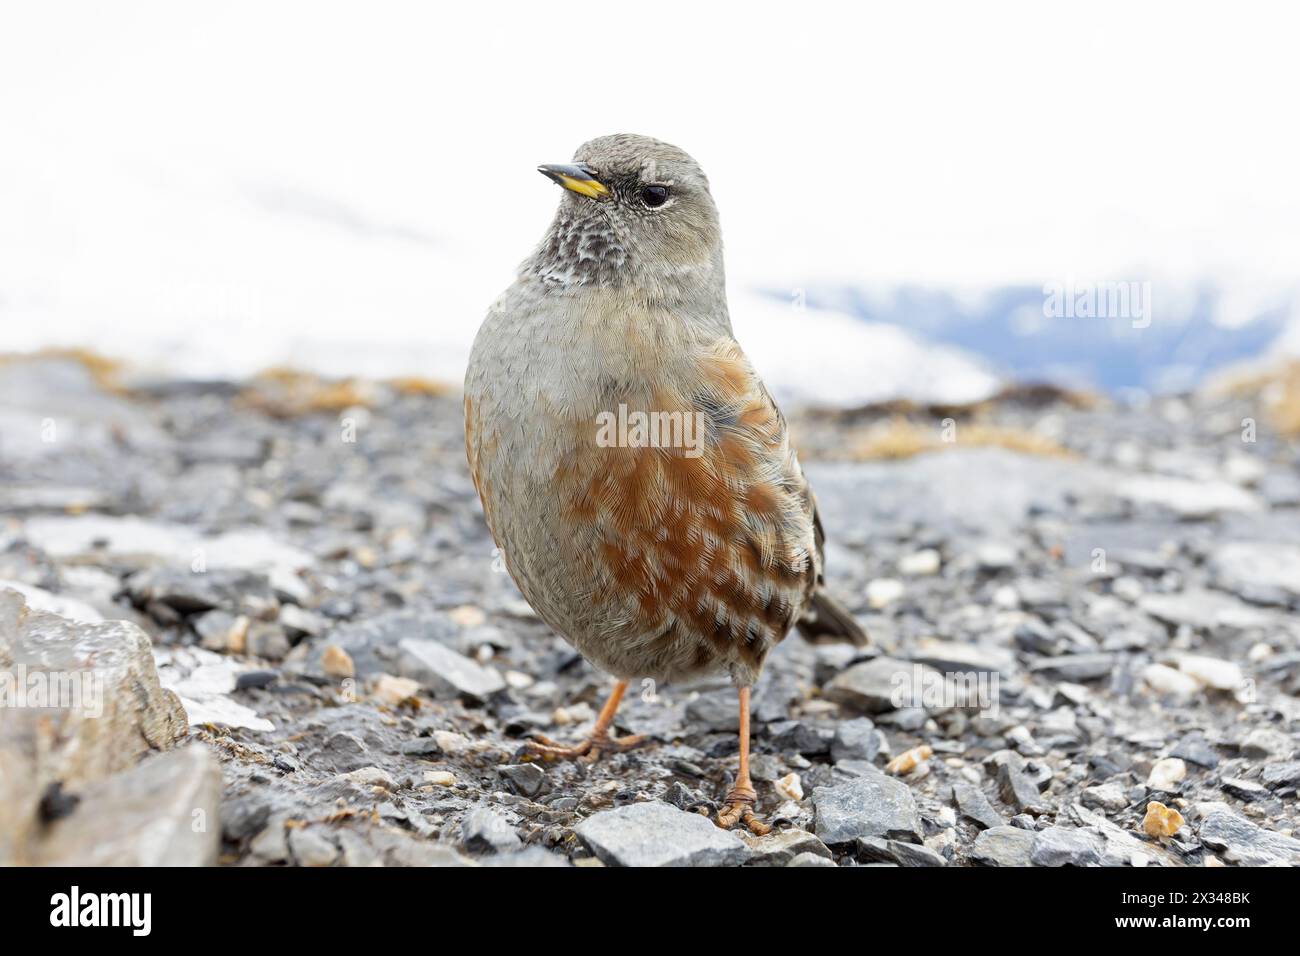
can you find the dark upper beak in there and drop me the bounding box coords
[537,163,610,200]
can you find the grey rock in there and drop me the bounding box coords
[398,736,443,757]
[812,772,922,845]
[1220,777,1268,802]
[1209,542,1300,607]
[341,766,395,790]
[334,828,381,867]
[768,720,832,756]
[1198,806,1300,866]
[481,846,572,867]
[1030,826,1105,867]
[1028,653,1115,682]
[312,609,460,679]
[1081,781,1129,812]
[1138,589,1272,632]
[246,623,291,661]
[951,781,1005,830]
[1068,803,1182,867]
[1170,733,1220,769]
[970,826,1037,866]
[825,657,937,713]
[461,806,523,855]
[974,541,1018,571]
[1261,761,1300,790]
[1239,728,1293,760]
[36,745,221,866]
[662,780,706,811]
[398,637,506,701]
[126,566,277,617]
[787,851,837,867]
[498,763,547,798]
[278,604,325,638]
[194,610,244,651]
[574,801,748,867]
[0,580,102,623]
[997,764,1052,815]
[685,689,744,732]
[858,837,947,866]
[740,828,832,866]
[0,589,188,863]
[249,818,291,863]
[908,639,1019,678]
[1259,471,1300,507]
[288,826,340,867]
[1118,475,1261,520]
[24,516,311,578]
[832,717,885,764]
[368,828,477,867]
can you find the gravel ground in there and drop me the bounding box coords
[2,355,1298,867]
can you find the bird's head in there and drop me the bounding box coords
[531,133,724,298]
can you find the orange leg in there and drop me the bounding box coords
[520,680,648,763]
[715,687,771,835]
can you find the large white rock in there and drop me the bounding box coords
[0,588,188,864]
[36,744,222,866]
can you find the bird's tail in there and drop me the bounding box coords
[796,588,870,647]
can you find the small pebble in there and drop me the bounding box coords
[1143,801,1184,838]
[1147,758,1187,791]
[775,772,803,801]
[887,745,933,776]
[322,644,355,679]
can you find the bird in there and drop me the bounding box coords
[464,133,867,833]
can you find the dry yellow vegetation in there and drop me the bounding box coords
[845,416,1074,461]
[238,367,456,418]
[1211,360,1300,439]
[0,348,127,391]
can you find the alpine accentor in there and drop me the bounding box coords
[465,133,867,833]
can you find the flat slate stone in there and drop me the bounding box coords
[824,656,938,713]
[1198,806,1300,866]
[812,771,922,844]
[970,826,1037,866]
[740,828,832,866]
[574,801,749,867]
[398,637,506,700]
[1029,826,1105,867]
[997,764,1053,815]
[952,781,1006,830]
[1209,542,1300,607]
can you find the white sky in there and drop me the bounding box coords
[2,1,1298,394]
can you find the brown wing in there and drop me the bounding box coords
[561,338,819,678]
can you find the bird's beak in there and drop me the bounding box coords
[537,163,610,200]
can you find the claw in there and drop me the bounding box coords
[519,732,647,764]
[714,785,771,835]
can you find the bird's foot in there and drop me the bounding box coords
[518,730,648,764]
[715,784,771,835]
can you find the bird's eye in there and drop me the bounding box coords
[639,184,670,208]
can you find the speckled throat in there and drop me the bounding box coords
[527,205,628,288]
